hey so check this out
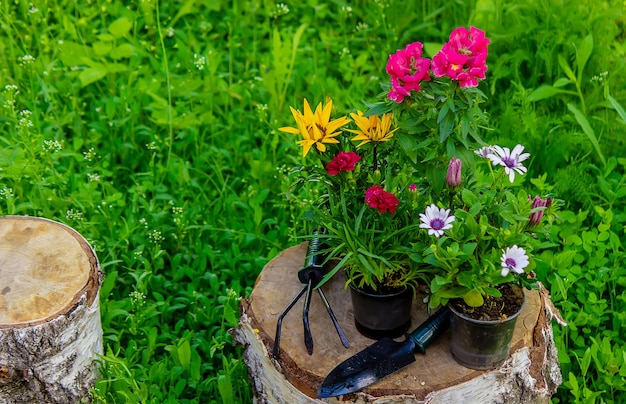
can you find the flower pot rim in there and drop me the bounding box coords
[448,294,525,325]
[348,282,410,298]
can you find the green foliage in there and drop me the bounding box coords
[537,204,626,402]
[0,0,624,402]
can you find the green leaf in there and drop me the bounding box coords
[109,43,135,59]
[58,40,93,66]
[79,65,108,87]
[558,55,577,83]
[553,77,571,88]
[177,339,191,370]
[92,41,112,56]
[462,290,484,307]
[528,85,567,102]
[575,35,593,83]
[439,114,454,143]
[108,17,133,39]
[567,103,606,167]
[218,373,234,403]
[461,188,480,208]
[461,242,477,256]
[608,95,626,124]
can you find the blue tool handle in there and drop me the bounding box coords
[406,307,451,354]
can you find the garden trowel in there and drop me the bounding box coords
[317,307,451,398]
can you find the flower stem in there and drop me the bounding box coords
[372,144,378,171]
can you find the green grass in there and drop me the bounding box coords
[0,0,625,402]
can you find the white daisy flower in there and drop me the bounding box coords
[474,145,494,158]
[500,245,529,277]
[487,144,531,183]
[419,204,455,238]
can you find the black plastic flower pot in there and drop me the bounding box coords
[349,283,413,340]
[448,295,525,370]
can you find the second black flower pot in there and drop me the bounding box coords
[349,284,413,340]
[448,295,525,370]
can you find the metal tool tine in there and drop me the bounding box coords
[317,288,350,348]
[273,285,307,358]
[303,278,314,355]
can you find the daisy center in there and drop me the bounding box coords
[505,258,517,269]
[502,156,516,168]
[430,218,445,230]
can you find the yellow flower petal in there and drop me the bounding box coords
[347,111,397,147]
[280,97,351,156]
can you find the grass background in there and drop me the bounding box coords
[0,0,625,402]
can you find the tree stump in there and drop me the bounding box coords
[234,243,564,403]
[0,216,103,403]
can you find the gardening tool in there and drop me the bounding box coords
[272,231,350,358]
[317,306,451,398]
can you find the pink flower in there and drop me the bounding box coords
[365,185,399,214]
[386,42,431,103]
[529,195,549,226]
[431,26,490,88]
[446,157,462,188]
[326,152,362,176]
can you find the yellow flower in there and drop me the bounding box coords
[278,98,351,157]
[347,111,398,147]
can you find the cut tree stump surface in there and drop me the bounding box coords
[235,242,563,403]
[0,216,103,403]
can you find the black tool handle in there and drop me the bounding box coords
[298,231,326,285]
[406,307,451,354]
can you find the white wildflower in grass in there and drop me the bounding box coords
[272,3,289,18]
[87,173,100,182]
[43,139,63,153]
[18,55,36,66]
[500,245,529,277]
[341,5,353,15]
[356,22,369,32]
[419,204,455,238]
[487,144,530,183]
[146,141,158,150]
[167,27,174,37]
[0,187,14,199]
[193,54,206,70]
[148,229,164,244]
[83,147,97,162]
[129,291,146,308]
[17,110,34,131]
[65,209,84,221]
[3,84,18,94]
[172,206,184,226]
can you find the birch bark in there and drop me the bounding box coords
[0,216,103,403]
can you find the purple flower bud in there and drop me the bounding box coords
[529,196,548,226]
[446,157,462,188]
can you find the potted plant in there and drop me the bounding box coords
[279,98,428,339]
[278,27,559,350]
[415,147,558,369]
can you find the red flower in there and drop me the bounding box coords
[365,185,399,214]
[326,152,362,176]
[431,26,490,88]
[385,41,431,103]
